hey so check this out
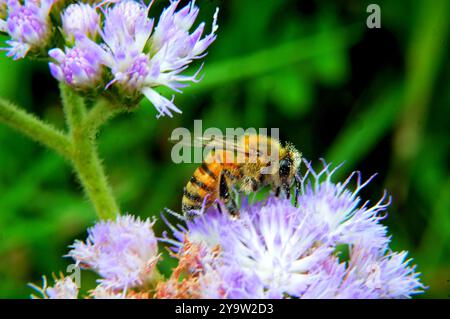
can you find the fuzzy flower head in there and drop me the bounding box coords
[30,275,79,299]
[348,240,425,298]
[68,214,159,290]
[162,161,425,299]
[1,0,56,59]
[167,199,333,298]
[102,0,154,93]
[150,0,218,67]
[61,3,100,44]
[49,46,104,89]
[298,162,390,249]
[75,0,218,117]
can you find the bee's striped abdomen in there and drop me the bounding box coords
[182,149,240,215]
[182,163,218,213]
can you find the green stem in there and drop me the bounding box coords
[60,85,120,220]
[60,83,86,132]
[84,98,125,139]
[0,85,122,220]
[71,128,120,220]
[0,98,72,160]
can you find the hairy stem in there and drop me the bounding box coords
[84,98,125,139]
[60,85,120,220]
[0,85,122,220]
[71,128,120,220]
[60,83,86,132]
[0,98,72,159]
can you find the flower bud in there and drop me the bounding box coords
[104,0,148,36]
[2,0,56,59]
[49,47,104,90]
[61,3,100,44]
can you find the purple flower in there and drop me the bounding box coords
[150,1,218,70]
[348,240,425,298]
[302,240,425,299]
[48,4,102,89]
[164,161,425,299]
[298,162,390,249]
[68,214,159,291]
[301,256,371,298]
[76,0,218,118]
[168,198,333,298]
[1,0,55,59]
[29,275,79,299]
[61,3,100,43]
[204,265,272,299]
[49,46,104,89]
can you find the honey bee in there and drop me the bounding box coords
[181,134,302,219]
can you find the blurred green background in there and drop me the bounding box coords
[0,0,449,298]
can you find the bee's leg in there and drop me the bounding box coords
[225,198,239,219]
[294,175,301,207]
[283,183,291,200]
[219,170,239,218]
[250,178,259,192]
[223,168,241,205]
[275,187,281,197]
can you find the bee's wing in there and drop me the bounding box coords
[195,136,260,156]
[168,136,226,148]
[168,135,260,156]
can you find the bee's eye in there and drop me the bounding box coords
[279,158,291,179]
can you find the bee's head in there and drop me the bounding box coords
[279,143,302,183]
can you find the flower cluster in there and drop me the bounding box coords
[31,162,424,299]
[160,162,424,299]
[1,0,219,117]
